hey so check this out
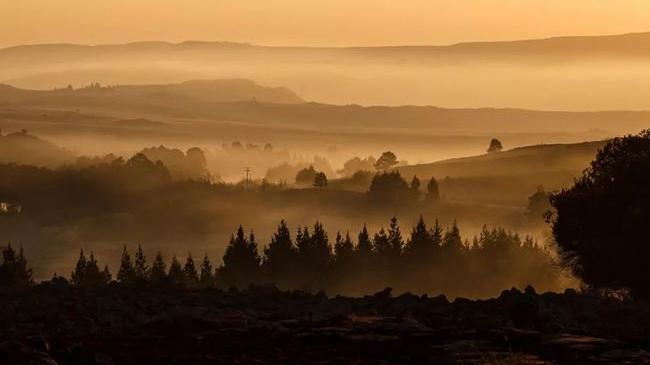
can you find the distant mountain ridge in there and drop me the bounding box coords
[0,79,304,105]
[3,31,650,60]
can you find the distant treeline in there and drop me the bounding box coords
[0,217,560,298]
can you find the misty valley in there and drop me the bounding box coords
[3,30,650,365]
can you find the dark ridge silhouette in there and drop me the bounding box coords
[0,79,303,104]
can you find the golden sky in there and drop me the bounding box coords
[1,0,649,47]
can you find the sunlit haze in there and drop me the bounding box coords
[2,0,650,47]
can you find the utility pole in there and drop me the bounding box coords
[245,167,251,189]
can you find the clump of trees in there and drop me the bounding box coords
[550,130,650,299]
[368,171,439,205]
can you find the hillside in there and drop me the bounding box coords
[397,141,606,206]
[0,130,74,167]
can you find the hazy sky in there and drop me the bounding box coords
[1,0,649,47]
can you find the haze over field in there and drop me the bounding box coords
[1,0,650,298]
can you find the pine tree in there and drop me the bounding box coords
[150,252,167,285]
[183,253,199,286]
[102,265,112,284]
[442,220,463,252]
[373,228,391,261]
[219,226,261,288]
[71,250,87,287]
[294,222,332,290]
[134,244,148,283]
[263,220,297,287]
[387,217,404,258]
[430,219,443,249]
[15,246,33,288]
[334,231,355,265]
[405,216,432,257]
[117,245,135,285]
[168,255,184,285]
[356,225,373,258]
[199,254,214,287]
[426,177,440,203]
[409,175,421,201]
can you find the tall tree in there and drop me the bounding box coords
[263,220,297,287]
[296,222,332,290]
[356,225,373,258]
[183,253,199,286]
[442,221,464,253]
[199,254,214,287]
[334,231,355,266]
[71,250,87,288]
[405,216,432,258]
[219,226,262,288]
[117,245,135,285]
[426,177,440,203]
[150,252,167,285]
[134,245,148,283]
[409,175,421,201]
[168,255,184,285]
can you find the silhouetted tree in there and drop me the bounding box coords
[426,177,440,203]
[117,245,135,285]
[442,221,463,252]
[168,255,184,285]
[263,220,297,287]
[487,138,503,153]
[149,252,167,285]
[356,225,373,258]
[0,244,33,291]
[374,151,398,170]
[334,231,355,266]
[296,222,332,290]
[183,254,199,287]
[134,245,148,284]
[550,130,650,298]
[313,172,328,188]
[200,254,214,287]
[71,250,87,288]
[219,226,262,288]
[405,216,433,259]
[409,175,421,200]
[388,217,404,258]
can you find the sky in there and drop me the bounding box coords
[1,0,649,47]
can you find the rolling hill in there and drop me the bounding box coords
[397,141,606,206]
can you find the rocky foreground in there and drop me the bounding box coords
[2,284,650,364]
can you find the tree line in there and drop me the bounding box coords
[1,217,560,297]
